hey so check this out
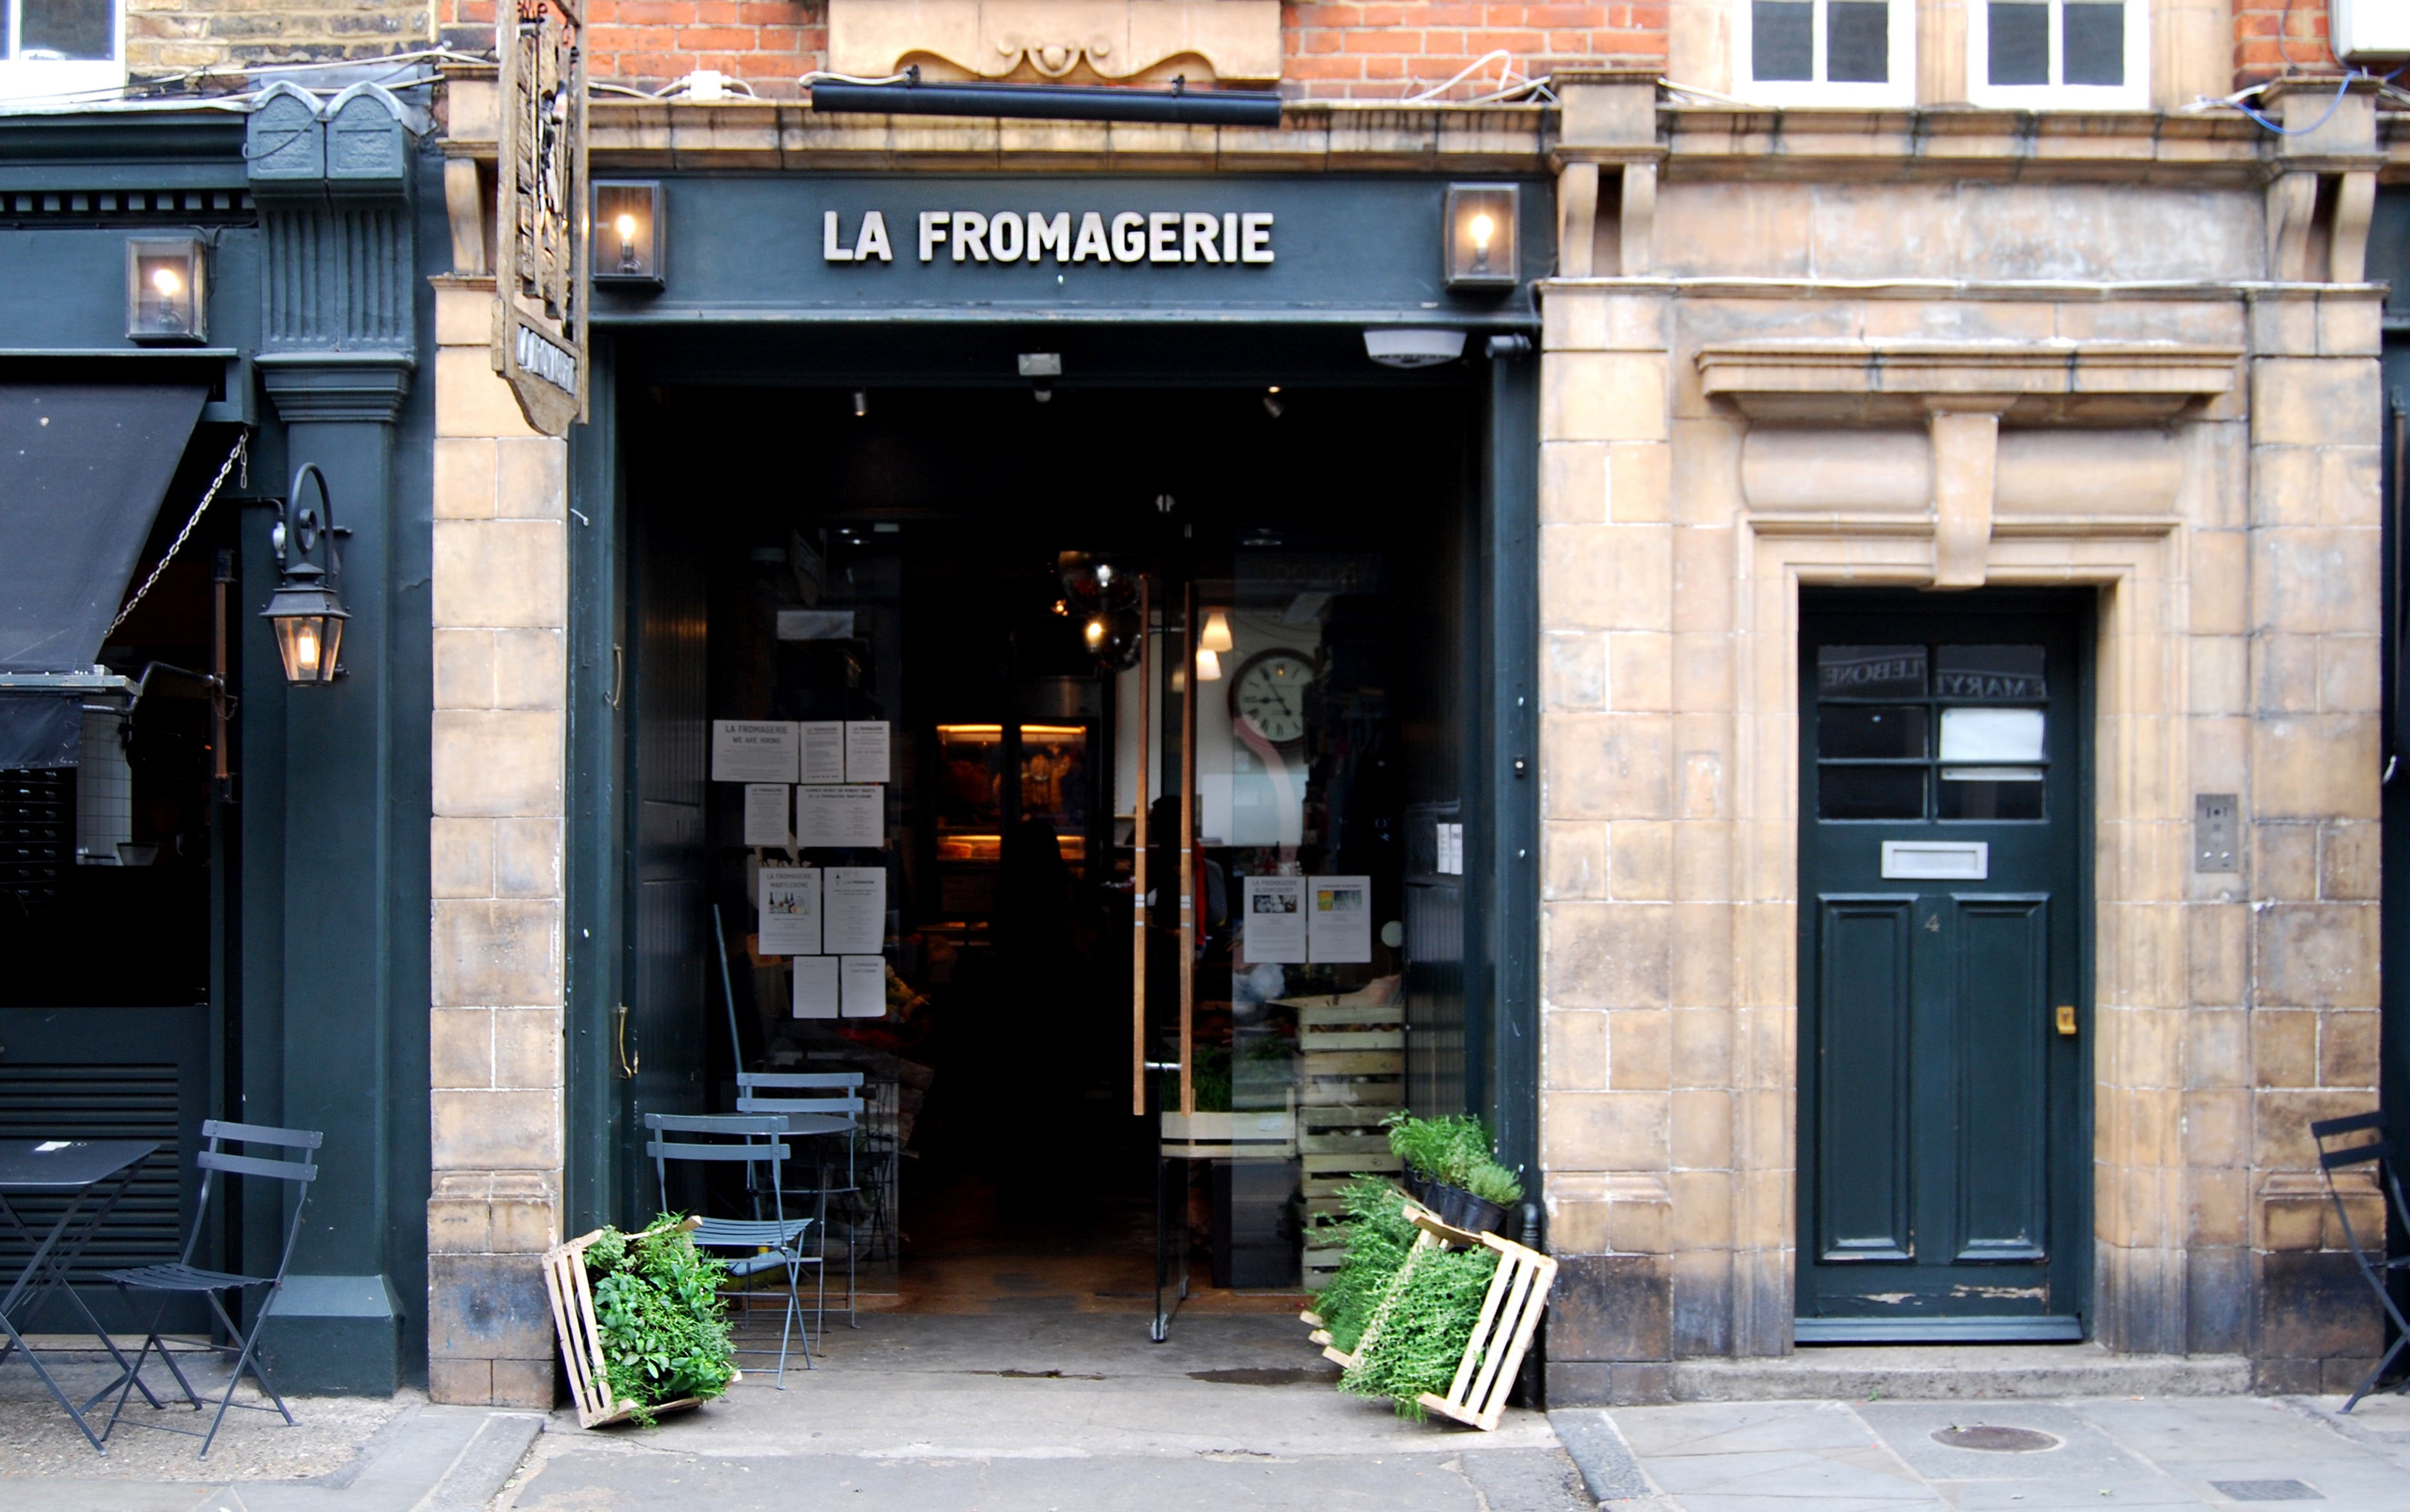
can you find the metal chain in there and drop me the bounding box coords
[105,432,247,644]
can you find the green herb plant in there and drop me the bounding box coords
[1316,1176,1417,1355]
[585,1215,739,1425]
[1382,1113,1524,1208]
[1340,1241,1501,1419]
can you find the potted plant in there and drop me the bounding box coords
[1382,1113,1523,1236]
[545,1214,740,1427]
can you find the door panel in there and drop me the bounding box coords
[1814,897,1913,1263]
[1797,594,2089,1340]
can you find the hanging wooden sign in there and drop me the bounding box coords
[492,0,587,436]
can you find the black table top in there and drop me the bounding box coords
[0,1140,159,1193]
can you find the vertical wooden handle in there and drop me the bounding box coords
[1179,581,1197,1118]
[1131,575,1150,1116]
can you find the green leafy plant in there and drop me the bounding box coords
[585,1215,738,1425]
[1316,1176,1417,1355]
[1382,1113,1524,1207]
[1340,1242,1501,1419]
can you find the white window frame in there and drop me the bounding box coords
[1967,0,2149,110]
[1732,0,1918,108]
[0,0,127,101]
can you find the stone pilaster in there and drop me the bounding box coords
[424,274,569,1407]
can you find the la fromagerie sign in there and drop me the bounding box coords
[824,208,1277,266]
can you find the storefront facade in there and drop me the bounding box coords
[1,2,2402,1410]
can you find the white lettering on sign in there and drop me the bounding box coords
[838,210,1275,267]
[515,324,578,395]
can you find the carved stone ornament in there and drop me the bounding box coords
[827,0,1281,87]
[493,0,588,438]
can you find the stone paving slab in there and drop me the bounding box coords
[1565,1392,2410,1512]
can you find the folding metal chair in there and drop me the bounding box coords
[645,1113,816,1385]
[2310,1111,2410,1411]
[735,1071,864,1331]
[99,1120,323,1457]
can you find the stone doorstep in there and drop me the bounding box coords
[1669,1344,2253,1402]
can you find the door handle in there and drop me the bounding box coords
[614,1003,640,1078]
[2054,1004,2078,1038]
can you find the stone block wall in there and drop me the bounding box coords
[423,276,571,1408]
[126,0,432,76]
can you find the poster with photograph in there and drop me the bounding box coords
[791,955,840,1019]
[798,721,846,785]
[1241,874,1307,964]
[845,721,891,784]
[796,784,883,848]
[742,784,791,848]
[823,867,887,955]
[756,867,821,956]
[711,721,799,783]
[1308,875,1373,963]
[840,955,887,1018]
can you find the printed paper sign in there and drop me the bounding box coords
[799,721,846,785]
[756,867,821,956]
[742,784,792,848]
[1308,875,1373,963]
[845,721,891,784]
[840,955,887,1018]
[791,956,840,1019]
[712,721,798,783]
[822,867,887,955]
[1241,874,1306,964]
[796,784,883,849]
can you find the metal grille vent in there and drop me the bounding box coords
[0,769,72,905]
[0,1065,185,1284]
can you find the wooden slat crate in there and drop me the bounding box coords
[542,1224,713,1429]
[1302,1200,1557,1433]
[1281,993,1407,1289]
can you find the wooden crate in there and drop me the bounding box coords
[1281,993,1408,1290]
[542,1224,712,1429]
[1305,1200,1557,1433]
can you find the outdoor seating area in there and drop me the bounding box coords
[0,1122,321,1459]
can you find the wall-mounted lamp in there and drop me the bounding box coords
[592,181,664,288]
[260,464,350,685]
[127,236,207,343]
[1200,610,1233,653]
[1444,183,1519,292]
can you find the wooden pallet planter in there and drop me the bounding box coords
[1311,1200,1555,1431]
[1284,993,1407,1291]
[542,1224,714,1429]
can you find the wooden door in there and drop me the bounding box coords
[1796,593,2089,1340]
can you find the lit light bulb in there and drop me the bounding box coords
[1469,212,1494,248]
[1200,610,1233,653]
[616,213,636,240]
[292,624,319,674]
[615,212,639,273]
[150,265,182,297]
[1084,616,1108,648]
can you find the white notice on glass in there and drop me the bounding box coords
[823,867,887,954]
[742,784,793,848]
[791,956,840,1019]
[840,955,887,1018]
[712,721,799,783]
[796,784,883,849]
[757,867,821,956]
[1308,875,1374,964]
[798,721,846,785]
[1242,874,1307,964]
[845,720,891,784]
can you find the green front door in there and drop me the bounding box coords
[1796,592,2089,1341]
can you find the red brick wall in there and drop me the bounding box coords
[2234,0,2336,87]
[440,0,1658,100]
[1282,1,1665,101]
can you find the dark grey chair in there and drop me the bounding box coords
[2310,1111,2410,1411]
[100,1120,323,1457]
[645,1112,816,1384]
[735,1071,865,1331]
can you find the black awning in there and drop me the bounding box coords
[0,383,207,676]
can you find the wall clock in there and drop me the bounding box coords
[1230,647,1314,749]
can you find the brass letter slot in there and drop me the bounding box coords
[2054,1004,2078,1038]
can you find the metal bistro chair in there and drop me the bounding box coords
[645,1113,817,1385]
[100,1120,323,1458]
[2310,1111,2410,1411]
[735,1071,864,1331]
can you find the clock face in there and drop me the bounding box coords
[1231,649,1314,748]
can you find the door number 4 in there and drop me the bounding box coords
[1923,915,1940,932]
